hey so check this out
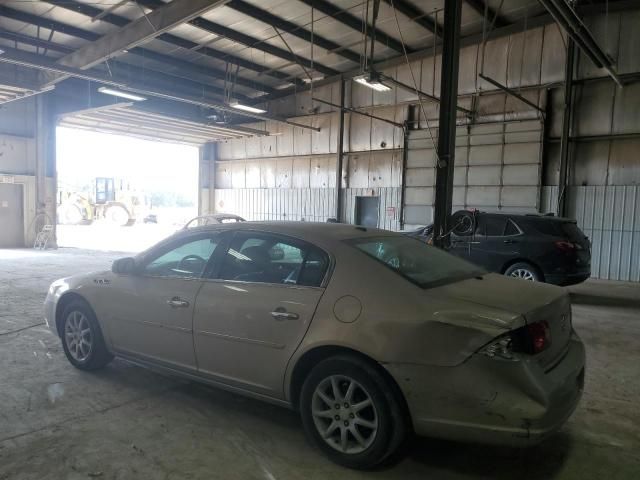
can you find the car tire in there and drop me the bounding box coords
[60,300,113,371]
[299,355,407,470]
[504,262,541,282]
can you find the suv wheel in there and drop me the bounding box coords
[505,262,540,282]
[299,355,407,469]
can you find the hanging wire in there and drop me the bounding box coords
[310,4,314,110]
[388,0,440,162]
[362,0,370,72]
[479,0,505,76]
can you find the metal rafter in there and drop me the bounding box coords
[136,0,339,77]
[44,0,230,85]
[298,0,409,54]
[0,4,273,95]
[227,0,362,64]
[382,0,442,37]
[0,46,320,132]
[464,0,508,28]
[44,0,303,87]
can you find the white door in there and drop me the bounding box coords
[193,231,330,397]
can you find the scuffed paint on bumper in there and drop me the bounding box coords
[384,333,585,446]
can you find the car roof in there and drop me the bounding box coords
[183,221,395,243]
[475,211,576,223]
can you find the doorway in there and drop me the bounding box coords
[0,183,24,248]
[355,196,379,228]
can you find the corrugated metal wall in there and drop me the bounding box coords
[542,186,640,281]
[404,119,543,228]
[214,188,336,223]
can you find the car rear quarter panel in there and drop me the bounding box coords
[284,245,530,398]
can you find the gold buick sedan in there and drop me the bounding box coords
[45,222,585,469]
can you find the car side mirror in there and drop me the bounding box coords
[112,257,137,275]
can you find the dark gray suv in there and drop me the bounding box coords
[408,211,591,285]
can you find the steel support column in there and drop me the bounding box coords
[432,0,462,249]
[335,79,346,222]
[558,38,576,217]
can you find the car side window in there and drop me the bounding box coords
[504,219,520,236]
[142,235,220,279]
[484,216,508,236]
[218,233,328,287]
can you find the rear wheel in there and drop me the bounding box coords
[505,262,541,282]
[299,355,407,469]
[60,300,113,370]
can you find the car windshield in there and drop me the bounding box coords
[348,236,484,288]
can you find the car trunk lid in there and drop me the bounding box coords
[434,274,573,368]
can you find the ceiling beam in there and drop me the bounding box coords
[297,0,409,54]
[0,46,320,131]
[0,38,252,104]
[45,0,304,87]
[227,0,362,64]
[43,0,230,86]
[256,1,636,104]
[136,0,339,77]
[464,0,508,28]
[0,4,272,95]
[382,0,442,37]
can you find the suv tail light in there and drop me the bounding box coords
[554,240,576,252]
[479,321,551,359]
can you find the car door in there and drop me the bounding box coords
[469,215,522,272]
[193,231,330,398]
[104,232,223,371]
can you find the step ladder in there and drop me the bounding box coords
[34,224,54,250]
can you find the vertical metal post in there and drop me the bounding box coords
[432,0,462,248]
[335,78,346,221]
[558,38,576,217]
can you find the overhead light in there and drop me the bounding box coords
[206,113,226,125]
[97,86,146,101]
[229,101,266,114]
[354,73,392,92]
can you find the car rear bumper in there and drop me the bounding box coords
[545,272,591,286]
[384,333,585,446]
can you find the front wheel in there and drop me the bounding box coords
[299,355,407,469]
[60,300,113,370]
[504,262,541,282]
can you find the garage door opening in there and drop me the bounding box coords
[56,127,199,253]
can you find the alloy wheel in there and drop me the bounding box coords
[510,268,535,281]
[64,311,93,362]
[311,375,378,454]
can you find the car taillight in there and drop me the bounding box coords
[524,321,551,354]
[479,320,551,359]
[554,240,576,252]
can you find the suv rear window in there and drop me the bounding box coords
[531,220,582,240]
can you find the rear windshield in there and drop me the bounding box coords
[347,236,484,289]
[530,220,583,240]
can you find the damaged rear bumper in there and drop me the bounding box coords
[385,333,585,446]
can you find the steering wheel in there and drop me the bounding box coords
[176,254,207,274]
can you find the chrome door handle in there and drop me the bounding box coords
[167,297,190,308]
[270,309,299,320]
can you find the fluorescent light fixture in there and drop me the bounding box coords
[97,86,146,101]
[354,73,392,92]
[229,101,266,114]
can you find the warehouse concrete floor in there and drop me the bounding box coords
[1,248,639,480]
